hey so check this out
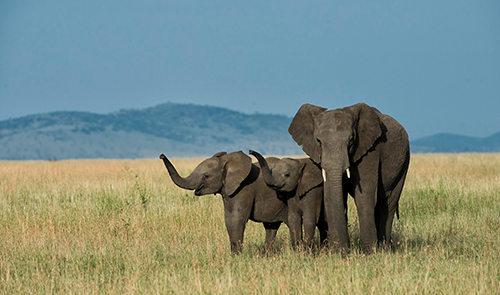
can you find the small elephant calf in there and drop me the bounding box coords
[160,151,288,253]
[250,150,328,248]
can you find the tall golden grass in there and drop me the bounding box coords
[1,154,499,294]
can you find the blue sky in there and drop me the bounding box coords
[1,1,499,139]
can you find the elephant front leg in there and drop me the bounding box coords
[354,187,378,254]
[376,172,406,249]
[224,212,248,254]
[302,212,318,249]
[353,156,380,254]
[287,211,303,248]
[263,222,281,252]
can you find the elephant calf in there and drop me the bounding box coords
[250,150,328,249]
[160,151,288,253]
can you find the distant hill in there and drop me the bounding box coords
[0,103,302,160]
[410,132,500,153]
[1,103,499,160]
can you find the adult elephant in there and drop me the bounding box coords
[160,151,287,253]
[288,103,410,254]
[249,150,328,248]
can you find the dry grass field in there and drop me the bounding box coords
[1,154,499,294]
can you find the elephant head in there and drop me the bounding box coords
[288,103,382,180]
[288,103,384,251]
[159,151,252,197]
[249,150,322,198]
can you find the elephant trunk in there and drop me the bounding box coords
[322,149,351,253]
[159,154,197,190]
[249,150,279,188]
[323,168,350,252]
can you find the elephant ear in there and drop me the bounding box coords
[349,103,383,163]
[220,151,253,197]
[296,158,323,198]
[288,104,327,164]
[211,151,227,158]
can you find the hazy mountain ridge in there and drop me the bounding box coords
[1,103,499,160]
[410,132,500,153]
[0,103,302,160]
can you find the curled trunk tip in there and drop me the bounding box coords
[160,153,196,190]
[249,150,278,188]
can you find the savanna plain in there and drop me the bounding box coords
[1,153,499,294]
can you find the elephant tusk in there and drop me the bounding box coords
[346,168,351,179]
[322,168,327,182]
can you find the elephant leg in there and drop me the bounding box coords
[316,198,329,248]
[287,211,303,248]
[304,216,316,247]
[353,155,381,254]
[375,192,397,250]
[375,192,389,245]
[381,170,407,249]
[263,222,281,251]
[224,211,249,254]
[302,211,318,249]
[354,184,378,254]
[317,220,328,248]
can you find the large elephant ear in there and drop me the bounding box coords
[288,104,327,163]
[349,103,383,163]
[220,151,253,197]
[296,158,323,198]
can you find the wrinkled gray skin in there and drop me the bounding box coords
[160,151,287,253]
[249,150,328,248]
[288,103,410,254]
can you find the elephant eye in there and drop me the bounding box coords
[284,173,290,178]
[203,174,209,180]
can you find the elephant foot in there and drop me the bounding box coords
[230,241,243,254]
[377,239,394,252]
[264,241,277,254]
[329,240,350,258]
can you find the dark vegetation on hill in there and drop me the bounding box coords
[0,103,301,160]
[1,102,499,160]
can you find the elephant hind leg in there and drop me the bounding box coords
[317,219,328,248]
[377,170,408,249]
[375,196,389,245]
[263,222,281,252]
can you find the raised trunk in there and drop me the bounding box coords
[323,168,350,253]
[249,150,278,188]
[159,154,196,190]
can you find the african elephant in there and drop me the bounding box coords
[249,150,328,249]
[288,103,410,254]
[159,151,288,253]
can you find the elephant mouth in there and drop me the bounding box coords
[195,186,217,196]
[194,185,205,196]
[269,183,281,190]
[272,183,292,193]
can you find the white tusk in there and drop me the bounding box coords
[322,168,327,182]
[346,168,351,179]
